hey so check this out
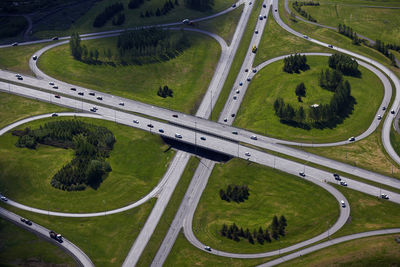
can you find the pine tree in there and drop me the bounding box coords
[248,234,254,244]
[220,223,227,236]
[264,228,271,242]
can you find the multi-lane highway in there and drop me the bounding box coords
[1,0,400,265]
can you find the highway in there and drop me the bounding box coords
[0,207,94,267]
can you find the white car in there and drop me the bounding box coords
[175,133,182,139]
[32,55,37,60]
[340,200,346,207]
[348,137,355,142]
[49,82,54,85]
[1,196,8,201]
[133,120,139,124]
[381,194,389,199]
[251,135,257,140]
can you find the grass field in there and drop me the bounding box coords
[197,4,243,45]
[254,12,330,66]
[278,0,400,79]
[234,56,384,143]
[0,92,70,129]
[0,42,49,76]
[211,0,263,121]
[280,234,400,267]
[0,116,174,213]
[293,0,400,45]
[38,32,220,114]
[302,125,400,180]
[390,122,400,158]
[33,0,235,39]
[2,200,155,266]
[0,218,76,266]
[193,158,338,253]
[137,156,198,266]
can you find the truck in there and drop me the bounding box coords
[49,231,63,243]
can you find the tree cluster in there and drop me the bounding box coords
[157,85,174,98]
[141,0,177,18]
[219,184,249,203]
[0,16,28,38]
[375,39,399,66]
[13,120,116,191]
[117,28,190,64]
[292,1,319,22]
[184,0,213,11]
[69,32,82,60]
[219,215,287,244]
[338,24,362,45]
[93,2,124,28]
[328,53,360,77]
[283,54,309,74]
[128,0,145,9]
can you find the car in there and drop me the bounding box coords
[251,135,257,140]
[232,131,238,135]
[249,1,252,5]
[200,136,206,140]
[147,124,154,128]
[252,69,257,73]
[247,77,251,81]
[175,133,182,138]
[263,15,267,18]
[232,3,236,7]
[90,108,96,112]
[328,44,333,48]
[89,92,95,96]
[275,9,277,12]
[303,35,308,39]
[32,55,37,60]
[239,82,243,86]
[255,30,258,34]
[348,136,355,142]
[377,115,382,120]
[119,102,124,106]
[263,4,266,7]
[133,119,139,124]
[51,113,58,117]
[204,246,212,251]
[172,114,178,118]
[259,15,263,20]
[340,200,346,208]
[54,95,60,99]
[231,113,235,117]
[245,68,249,72]
[17,76,23,80]
[245,152,251,156]
[299,172,305,177]
[16,74,21,78]
[1,196,8,201]
[382,106,386,110]
[182,19,189,24]
[236,89,240,94]
[20,218,26,223]
[233,96,237,100]
[70,87,76,91]
[391,109,395,114]
[333,173,341,181]
[78,92,84,96]
[12,42,18,46]
[25,220,32,226]
[381,193,389,199]
[340,181,347,186]
[159,129,164,133]
[49,82,54,85]
[97,96,103,100]
[52,85,58,89]
[52,36,59,40]
[223,118,228,122]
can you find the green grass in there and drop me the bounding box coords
[38,32,220,114]
[0,218,76,266]
[0,42,49,76]
[211,0,263,121]
[197,4,243,45]
[279,234,400,267]
[137,156,198,266]
[254,11,331,66]
[0,92,71,129]
[0,116,174,213]
[2,200,155,267]
[193,158,338,253]
[295,0,400,45]
[34,0,235,38]
[390,122,400,158]
[278,0,400,80]
[234,56,384,143]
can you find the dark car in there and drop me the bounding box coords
[231,113,235,117]
[232,3,236,7]
[147,124,154,128]
[32,55,38,60]
[97,96,103,100]
[12,42,18,46]
[25,220,32,226]
[200,136,206,140]
[252,69,257,73]
[52,113,58,117]
[54,95,60,99]
[263,4,266,7]
[245,68,249,72]
[52,37,59,40]
[78,92,84,96]
[159,129,164,133]
[70,87,76,91]
[89,92,95,96]
[17,76,23,80]
[328,44,333,48]
[333,173,341,181]
[340,181,348,186]
[172,114,178,118]
[20,218,26,223]
[247,77,251,81]
[299,172,305,177]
